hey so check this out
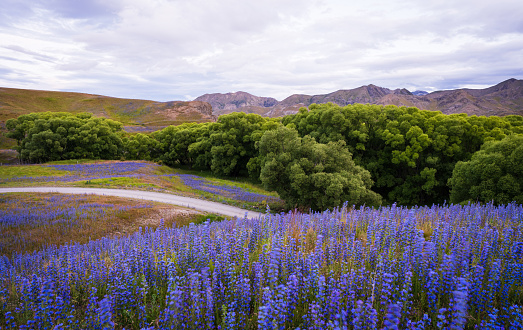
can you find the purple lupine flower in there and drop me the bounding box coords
[449,278,469,330]
[2,202,523,328]
[383,303,402,330]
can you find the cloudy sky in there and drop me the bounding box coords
[1,0,522,101]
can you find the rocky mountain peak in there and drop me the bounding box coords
[194,79,523,118]
[393,88,412,95]
[195,91,278,110]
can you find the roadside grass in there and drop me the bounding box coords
[82,177,162,189]
[172,167,284,211]
[0,164,69,178]
[0,193,215,256]
[46,159,102,165]
[201,176,280,197]
[173,166,272,194]
[185,187,284,212]
[0,160,283,212]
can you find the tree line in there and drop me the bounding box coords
[281,103,523,206]
[6,105,523,209]
[5,112,123,162]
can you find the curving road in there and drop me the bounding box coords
[0,187,263,219]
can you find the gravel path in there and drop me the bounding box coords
[0,187,263,219]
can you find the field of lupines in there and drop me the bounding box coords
[0,193,154,255]
[176,174,281,204]
[1,202,523,329]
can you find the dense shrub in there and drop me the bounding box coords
[152,112,280,177]
[258,125,381,209]
[6,112,123,162]
[282,104,523,205]
[449,135,523,205]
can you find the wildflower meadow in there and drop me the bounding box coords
[176,174,281,204]
[1,202,523,329]
[0,193,153,255]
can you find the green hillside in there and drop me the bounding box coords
[0,87,214,149]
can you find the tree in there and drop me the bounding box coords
[122,133,160,160]
[151,122,210,167]
[282,103,522,205]
[208,112,279,177]
[6,112,123,163]
[151,113,279,176]
[258,126,381,210]
[448,135,523,205]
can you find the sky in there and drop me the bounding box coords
[1,0,523,102]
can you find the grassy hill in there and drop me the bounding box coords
[0,87,215,149]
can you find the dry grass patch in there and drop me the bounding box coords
[0,193,213,256]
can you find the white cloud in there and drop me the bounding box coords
[0,0,522,100]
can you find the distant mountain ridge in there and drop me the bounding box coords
[195,78,523,117]
[195,91,278,111]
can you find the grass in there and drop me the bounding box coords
[172,167,285,211]
[186,184,282,211]
[83,177,162,189]
[104,105,145,125]
[169,167,284,211]
[203,176,279,196]
[190,213,226,225]
[46,159,104,165]
[0,134,16,150]
[0,164,69,178]
[0,192,219,256]
[174,166,266,190]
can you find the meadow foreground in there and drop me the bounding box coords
[1,202,522,329]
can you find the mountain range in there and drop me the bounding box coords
[1,78,522,150]
[195,78,523,118]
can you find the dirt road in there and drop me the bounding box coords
[0,187,263,219]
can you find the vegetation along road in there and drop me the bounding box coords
[0,187,263,219]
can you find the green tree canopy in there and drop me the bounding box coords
[152,112,279,176]
[151,122,212,167]
[6,112,123,163]
[258,125,381,210]
[448,135,523,205]
[208,112,279,177]
[122,133,160,161]
[282,103,521,205]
